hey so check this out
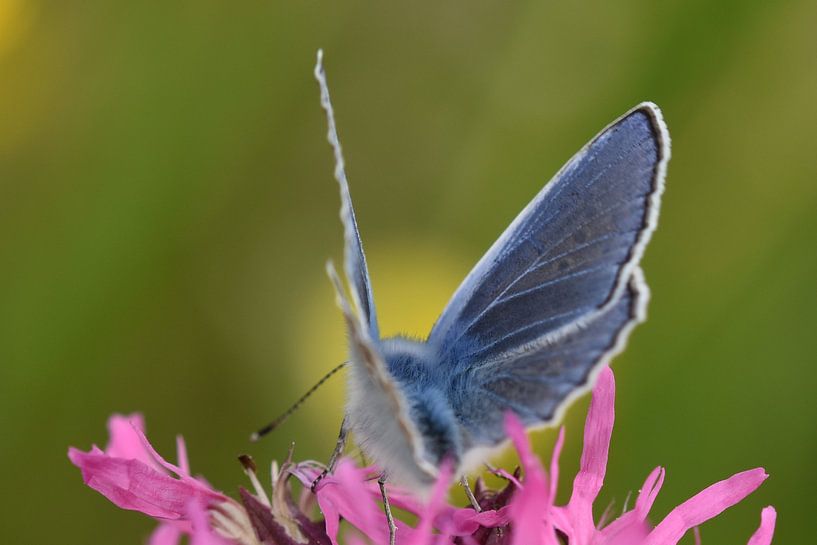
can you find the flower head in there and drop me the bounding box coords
[68,414,225,521]
[69,369,776,544]
[68,415,252,544]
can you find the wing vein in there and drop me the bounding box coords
[526,228,640,276]
[521,131,653,244]
[460,308,587,361]
[443,196,645,351]
[495,263,612,306]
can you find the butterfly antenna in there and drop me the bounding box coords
[250,361,348,442]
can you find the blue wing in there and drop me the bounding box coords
[428,103,669,368]
[338,176,379,338]
[315,51,379,337]
[453,269,649,446]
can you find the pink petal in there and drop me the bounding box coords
[68,447,224,519]
[148,522,184,545]
[493,468,522,489]
[310,460,415,545]
[570,367,615,504]
[600,466,664,542]
[373,485,426,517]
[102,414,198,483]
[644,468,768,545]
[549,427,565,500]
[132,424,195,481]
[293,460,467,541]
[504,412,546,496]
[505,412,560,545]
[345,533,372,545]
[405,461,453,545]
[105,414,163,472]
[434,503,513,536]
[746,507,776,545]
[564,366,616,543]
[176,435,190,476]
[632,466,666,518]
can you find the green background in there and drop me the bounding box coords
[1,1,814,543]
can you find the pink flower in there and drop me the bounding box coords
[297,368,775,545]
[497,368,776,545]
[68,414,224,519]
[70,370,777,544]
[68,414,234,544]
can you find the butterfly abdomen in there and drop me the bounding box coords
[406,386,462,467]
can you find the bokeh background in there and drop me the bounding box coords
[1,1,815,543]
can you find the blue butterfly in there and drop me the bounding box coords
[314,52,670,498]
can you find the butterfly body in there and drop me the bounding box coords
[348,267,648,492]
[315,59,670,495]
[344,336,446,489]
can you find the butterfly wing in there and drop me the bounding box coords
[428,103,669,368]
[454,268,648,446]
[336,173,379,337]
[316,54,435,486]
[315,51,379,337]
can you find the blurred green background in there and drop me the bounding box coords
[1,1,815,543]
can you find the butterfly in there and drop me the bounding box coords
[314,52,670,497]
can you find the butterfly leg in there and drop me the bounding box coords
[311,417,348,493]
[462,477,505,540]
[460,476,482,512]
[379,473,397,545]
